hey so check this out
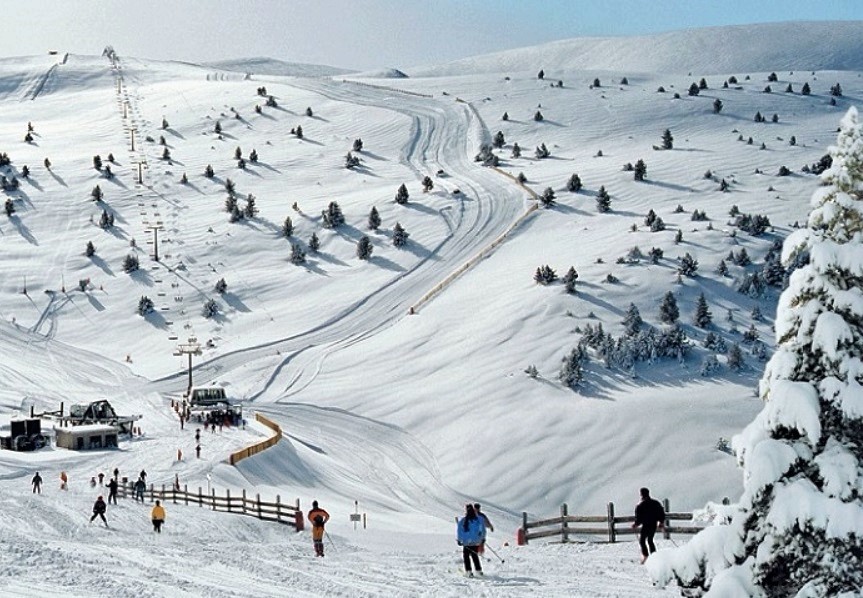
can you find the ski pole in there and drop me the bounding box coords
[484,544,505,563]
[325,530,338,552]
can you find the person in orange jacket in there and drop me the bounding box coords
[307,500,330,557]
[151,500,166,533]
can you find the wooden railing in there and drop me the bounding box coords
[229,413,282,465]
[119,481,303,530]
[520,500,706,545]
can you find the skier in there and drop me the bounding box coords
[139,469,147,483]
[632,487,666,563]
[134,477,147,502]
[195,444,201,459]
[32,472,43,494]
[107,477,119,505]
[457,503,485,577]
[474,503,494,555]
[151,500,166,533]
[195,428,201,443]
[60,471,68,491]
[173,473,180,491]
[90,477,97,488]
[307,500,330,557]
[113,467,119,480]
[98,472,105,486]
[90,496,108,527]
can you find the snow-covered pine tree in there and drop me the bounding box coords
[392,222,409,247]
[622,303,643,336]
[650,107,863,597]
[289,243,306,264]
[559,346,586,388]
[693,292,712,328]
[659,291,679,324]
[308,232,320,253]
[356,235,373,260]
[595,186,611,213]
[368,206,381,230]
[540,187,556,208]
[567,173,582,192]
[394,183,409,205]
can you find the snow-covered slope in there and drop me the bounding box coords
[0,21,856,595]
[206,57,353,78]
[408,21,863,77]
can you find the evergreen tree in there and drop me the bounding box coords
[540,187,556,208]
[356,235,373,260]
[214,121,222,134]
[595,186,611,213]
[122,254,139,273]
[85,241,96,257]
[137,296,154,316]
[534,265,557,285]
[352,138,364,152]
[801,81,811,95]
[662,129,673,150]
[688,82,700,96]
[322,201,345,228]
[492,131,505,148]
[308,232,320,253]
[677,252,698,276]
[204,164,214,178]
[559,346,586,388]
[224,195,237,214]
[162,117,169,130]
[93,155,102,170]
[659,291,679,324]
[693,293,712,328]
[295,125,303,139]
[717,259,729,276]
[517,172,527,184]
[831,83,843,97]
[91,185,103,202]
[180,172,188,184]
[249,149,258,162]
[562,266,578,294]
[394,183,409,204]
[202,298,219,318]
[567,173,582,192]
[44,157,51,169]
[21,165,29,178]
[537,69,544,80]
[652,106,863,597]
[534,110,544,122]
[4,198,14,217]
[698,77,708,89]
[511,143,521,158]
[224,178,235,196]
[634,159,646,181]
[289,243,306,264]
[392,222,409,247]
[214,278,227,294]
[234,146,242,160]
[243,194,258,218]
[282,216,293,237]
[713,98,723,114]
[502,112,509,121]
[368,206,381,230]
[162,147,171,160]
[345,152,361,169]
[535,143,550,159]
[592,78,601,88]
[622,303,643,336]
[306,106,314,117]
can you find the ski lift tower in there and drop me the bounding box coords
[174,336,202,395]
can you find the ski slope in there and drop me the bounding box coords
[1,21,861,595]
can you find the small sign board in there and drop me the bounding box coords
[349,514,362,522]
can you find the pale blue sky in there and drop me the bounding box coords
[7,0,863,70]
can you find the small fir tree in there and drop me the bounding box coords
[290,243,306,264]
[282,216,293,237]
[368,206,381,231]
[693,293,712,328]
[356,235,373,260]
[308,232,320,253]
[659,291,679,324]
[567,173,582,192]
[662,128,673,150]
[595,186,611,213]
[392,222,409,247]
[394,183,409,205]
[85,241,96,257]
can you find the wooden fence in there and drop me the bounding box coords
[119,481,303,530]
[520,500,706,545]
[229,413,282,465]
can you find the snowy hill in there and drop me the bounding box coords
[0,21,857,595]
[206,57,354,78]
[408,21,863,77]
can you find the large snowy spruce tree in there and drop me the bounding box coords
[649,108,863,596]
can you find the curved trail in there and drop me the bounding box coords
[148,79,530,404]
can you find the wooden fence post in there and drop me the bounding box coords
[227,489,232,513]
[257,493,262,519]
[211,489,216,511]
[521,512,529,545]
[607,502,616,543]
[184,484,188,506]
[198,487,202,507]
[149,483,154,503]
[663,498,671,540]
[561,503,569,543]
[242,489,247,514]
[276,495,282,524]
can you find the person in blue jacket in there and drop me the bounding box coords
[456,503,485,576]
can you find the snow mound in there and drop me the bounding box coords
[408,21,863,76]
[352,68,409,79]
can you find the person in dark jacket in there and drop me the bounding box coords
[134,477,147,502]
[457,503,485,576]
[32,472,43,494]
[107,477,119,505]
[90,496,108,527]
[632,487,665,562]
[307,500,330,557]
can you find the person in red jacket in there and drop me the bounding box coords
[307,500,330,557]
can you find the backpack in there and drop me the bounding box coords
[314,515,324,526]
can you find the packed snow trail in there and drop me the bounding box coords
[148,78,532,403]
